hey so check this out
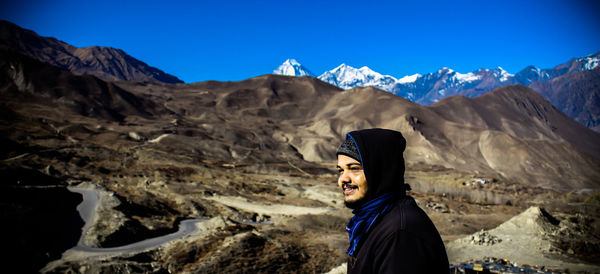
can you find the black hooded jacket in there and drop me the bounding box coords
[344,129,449,273]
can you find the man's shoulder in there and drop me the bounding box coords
[376,196,437,235]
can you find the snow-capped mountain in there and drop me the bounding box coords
[271,52,600,131]
[317,64,398,91]
[581,55,600,71]
[385,66,516,104]
[513,66,551,85]
[276,61,521,104]
[272,59,315,77]
[274,52,598,104]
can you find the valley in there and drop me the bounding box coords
[1,20,599,273]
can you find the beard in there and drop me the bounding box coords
[342,183,368,209]
[344,198,364,209]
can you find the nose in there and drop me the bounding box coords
[338,171,350,187]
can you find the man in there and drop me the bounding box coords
[336,128,449,273]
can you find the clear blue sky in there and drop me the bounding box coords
[2,0,599,83]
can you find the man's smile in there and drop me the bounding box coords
[343,183,359,195]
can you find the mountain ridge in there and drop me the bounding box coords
[0,20,183,84]
[272,52,600,132]
[3,48,599,192]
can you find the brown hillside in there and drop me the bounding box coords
[1,51,598,191]
[432,85,600,159]
[530,68,600,132]
[0,49,160,121]
[304,85,600,191]
[0,20,182,84]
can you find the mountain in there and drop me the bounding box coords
[2,19,598,190]
[530,68,600,131]
[359,67,513,103]
[0,49,160,121]
[411,67,515,104]
[275,52,600,132]
[273,61,402,92]
[272,59,315,77]
[0,20,183,84]
[402,54,600,132]
[513,66,551,85]
[430,85,600,185]
[549,52,600,76]
[523,53,600,131]
[316,64,399,91]
[305,84,600,191]
[3,47,599,190]
[301,53,598,105]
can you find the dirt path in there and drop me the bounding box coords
[43,188,212,271]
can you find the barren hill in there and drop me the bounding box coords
[0,20,182,84]
[0,49,163,122]
[293,85,600,191]
[2,48,598,191]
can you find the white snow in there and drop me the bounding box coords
[582,56,600,70]
[317,63,398,90]
[358,66,377,74]
[272,59,314,77]
[495,67,514,82]
[438,67,454,74]
[454,72,481,83]
[397,73,421,84]
[528,66,541,74]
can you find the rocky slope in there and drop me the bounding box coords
[530,68,600,131]
[0,20,182,84]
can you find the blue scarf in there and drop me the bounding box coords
[345,193,395,256]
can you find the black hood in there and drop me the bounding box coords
[345,128,407,202]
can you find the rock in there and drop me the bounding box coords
[128,131,145,141]
[426,201,450,213]
[470,229,502,246]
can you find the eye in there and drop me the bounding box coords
[350,166,361,171]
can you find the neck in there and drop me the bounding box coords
[351,193,395,214]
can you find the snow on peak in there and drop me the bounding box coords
[397,73,421,84]
[438,67,453,74]
[581,56,600,70]
[285,59,301,66]
[358,66,376,74]
[331,63,350,72]
[317,63,397,90]
[494,66,514,82]
[437,67,451,74]
[273,59,314,77]
[453,71,481,83]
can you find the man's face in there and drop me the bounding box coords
[337,154,368,208]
